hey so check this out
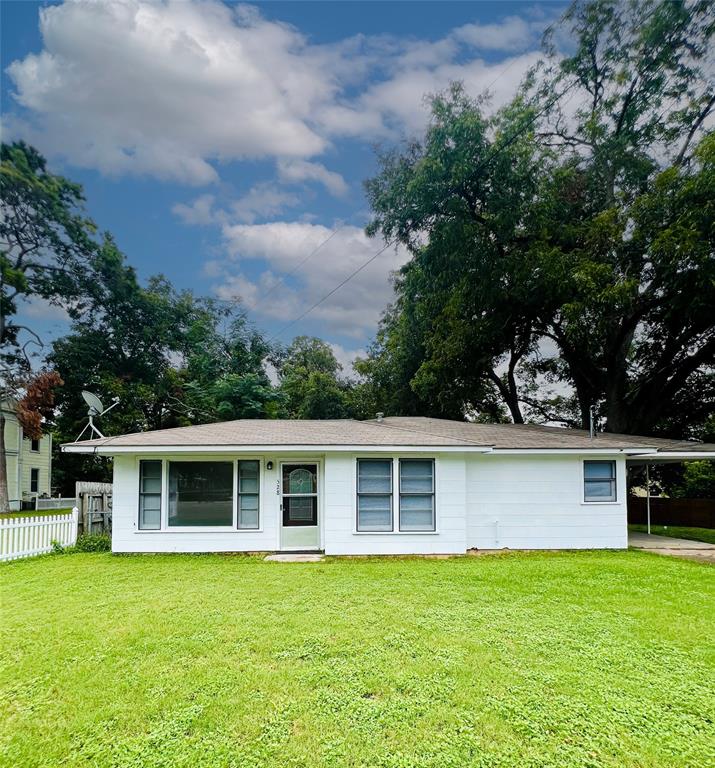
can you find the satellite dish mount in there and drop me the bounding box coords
[74,391,120,442]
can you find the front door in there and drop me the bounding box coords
[280,463,320,550]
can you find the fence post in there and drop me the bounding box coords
[71,507,79,546]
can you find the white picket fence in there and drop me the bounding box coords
[0,509,79,562]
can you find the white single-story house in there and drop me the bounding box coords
[62,417,715,555]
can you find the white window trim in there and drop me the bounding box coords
[353,455,440,535]
[398,457,436,532]
[356,457,394,533]
[581,459,619,505]
[135,456,265,533]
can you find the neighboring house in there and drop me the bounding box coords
[62,417,715,555]
[2,399,53,510]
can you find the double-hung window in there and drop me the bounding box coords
[30,468,40,494]
[399,459,435,531]
[139,460,162,529]
[237,460,260,529]
[357,458,436,532]
[357,459,393,531]
[583,460,617,502]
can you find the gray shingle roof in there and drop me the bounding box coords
[62,416,715,453]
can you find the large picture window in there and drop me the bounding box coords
[168,461,233,527]
[399,459,435,531]
[139,460,162,530]
[584,460,617,502]
[238,460,260,529]
[357,459,393,531]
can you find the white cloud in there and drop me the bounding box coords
[172,194,218,226]
[173,184,300,226]
[7,0,333,183]
[277,159,348,197]
[212,222,408,337]
[6,1,556,183]
[452,17,538,51]
[329,342,364,378]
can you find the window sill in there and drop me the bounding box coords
[580,501,620,506]
[353,530,439,535]
[135,528,264,534]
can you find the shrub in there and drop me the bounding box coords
[50,539,66,554]
[74,533,111,552]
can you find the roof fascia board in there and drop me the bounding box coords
[61,443,494,455]
[629,451,715,460]
[490,447,658,455]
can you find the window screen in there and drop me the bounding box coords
[238,460,260,529]
[584,460,617,502]
[357,459,392,531]
[399,459,435,531]
[139,460,162,530]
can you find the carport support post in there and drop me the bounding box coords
[646,464,651,535]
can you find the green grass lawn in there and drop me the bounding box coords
[2,552,714,768]
[0,508,73,520]
[629,524,715,545]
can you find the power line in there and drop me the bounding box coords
[209,222,343,318]
[264,85,575,344]
[266,240,394,343]
[255,223,344,305]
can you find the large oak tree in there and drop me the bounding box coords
[362,0,714,435]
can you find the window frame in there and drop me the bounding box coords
[138,459,162,530]
[356,458,394,532]
[30,467,40,494]
[30,438,40,452]
[583,459,617,503]
[398,458,436,532]
[135,456,264,533]
[237,459,261,530]
[353,456,439,535]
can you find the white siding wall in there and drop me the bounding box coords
[322,453,467,555]
[466,454,628,550]
[109,450,627,554]
[111,454,282,553]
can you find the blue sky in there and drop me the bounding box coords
[2,0,566,370]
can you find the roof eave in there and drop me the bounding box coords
[61,443,495,455]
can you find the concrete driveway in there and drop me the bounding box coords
[629,532,715,564]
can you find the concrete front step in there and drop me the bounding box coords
[264,553,324,562]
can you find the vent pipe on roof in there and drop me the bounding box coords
[589,405,596,439]
[376,412,384,423]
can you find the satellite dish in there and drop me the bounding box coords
[74,391,120,442]
[82,390,104,416]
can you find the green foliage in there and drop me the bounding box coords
[0,141,98,378]
[74,533,111,552]
[277,336,351,419]
[2,552,714,766]
[363,0,715,436]
[49,532,111,554]
[669,461,715,500]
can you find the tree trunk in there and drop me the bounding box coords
[0,410,10,514]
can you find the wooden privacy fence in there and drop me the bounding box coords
[628,497,715,528]
[0,509,79,562]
